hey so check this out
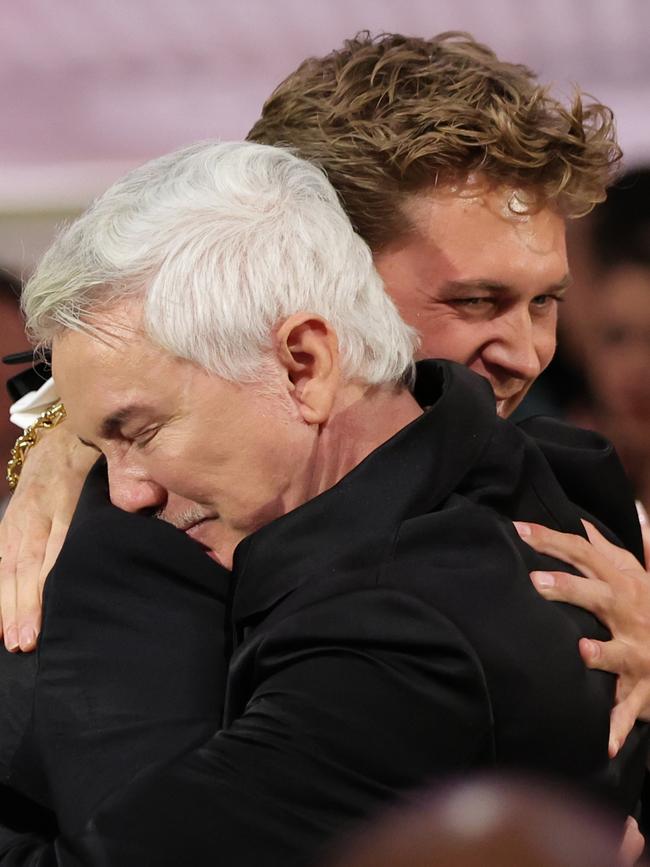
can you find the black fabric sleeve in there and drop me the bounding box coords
[34,477,231,835]
[0,590,488,866]
[518,415,645,564]
[68,590,489,867]
[0,462,231,865]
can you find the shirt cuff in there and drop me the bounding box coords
[9,377,60,430]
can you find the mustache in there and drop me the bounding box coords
[155,504,212,531]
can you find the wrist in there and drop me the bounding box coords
[6,402,67,492]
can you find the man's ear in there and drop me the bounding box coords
[275,313,340,424]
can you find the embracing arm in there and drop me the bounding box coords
[0,591,489,866]
[78,591,488,866]
[0,468,230,866]
[0,422,97,653]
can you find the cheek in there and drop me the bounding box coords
[538,338,556,372]
[416,320,482,364]
[141,448,207,499]
[535,320,557,372]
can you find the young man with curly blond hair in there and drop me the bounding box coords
[247,31,615,415]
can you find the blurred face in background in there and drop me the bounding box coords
[586,264,650,445]
[0,284,29,498]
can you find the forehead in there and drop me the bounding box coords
[53,325,166,387]
[51,322,188,427]
[398,184,568,288]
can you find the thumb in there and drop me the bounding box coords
[609,689,645,758]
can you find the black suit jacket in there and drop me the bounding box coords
[0,360,646,866]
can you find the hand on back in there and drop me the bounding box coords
[0,422,97,651]
[515,517,650,756]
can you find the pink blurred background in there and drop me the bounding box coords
[1,0,649,272]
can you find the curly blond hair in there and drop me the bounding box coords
[248,32,621,250]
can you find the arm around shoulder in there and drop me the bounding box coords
[65,588,490,866]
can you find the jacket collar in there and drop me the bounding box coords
[230,360,497,626]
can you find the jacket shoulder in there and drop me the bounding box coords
[517,416,643,562]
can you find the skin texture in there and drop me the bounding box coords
[0,426,96,651]
[51,307,421,568]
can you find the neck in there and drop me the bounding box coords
[209,382,422,571]
[303,382,423,501]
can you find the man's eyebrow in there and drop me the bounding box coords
[76,405,154,450]
[89,404,151,440]
[441,280,513,295]
[99,406,140,438]
[553,273,573,293]
[442,274,573,295]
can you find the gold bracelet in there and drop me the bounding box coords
[6,402,67,493]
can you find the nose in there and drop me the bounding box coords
[107,460,167,514]
[481,308,545,383]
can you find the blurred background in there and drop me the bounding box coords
[1,0,650,502]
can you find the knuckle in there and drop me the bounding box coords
[589,592,609,620]
[552,571,568,593]
[615,655,631,677]
[15,552,40,577]
[573,535,594,562]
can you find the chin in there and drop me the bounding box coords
[208,548,234,569]
[206,549,224,564]
[499,390,530,418]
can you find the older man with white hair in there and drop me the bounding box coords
[0,141,646,866]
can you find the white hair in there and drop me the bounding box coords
[23,141,417,385]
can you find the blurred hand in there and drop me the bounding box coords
[0,422,97,652]
[514,519,650,757]
[620,816,645,867]
[636,500,650,566]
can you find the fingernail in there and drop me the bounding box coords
[19,625,36,651]
[609,738,620,758]
[636,500,648,527]
[514,521,531,538]
[581,638,599,659]
[532,571,555,589]
[5,626,19,652]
